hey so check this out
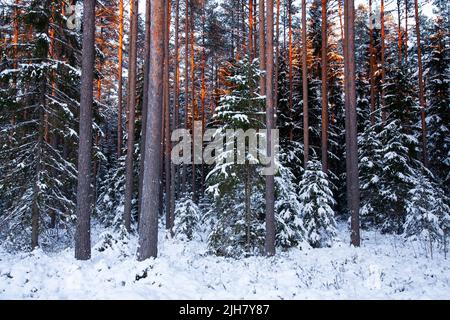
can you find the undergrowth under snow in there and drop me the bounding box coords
[0,223,448,299]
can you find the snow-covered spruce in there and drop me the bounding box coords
[298,160,337,248]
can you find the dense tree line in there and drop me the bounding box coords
[0,0,448,259]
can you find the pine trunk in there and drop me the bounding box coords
[123,0,139,232]
[137,0,165,261]
[265,0,276,257]
[75,0,96,260]
[344,0,361,247]
[302,0,309,167]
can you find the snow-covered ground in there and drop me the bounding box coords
[0,223,449,299]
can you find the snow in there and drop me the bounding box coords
[0,223,449,299]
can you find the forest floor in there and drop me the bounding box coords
[0,222,449,299]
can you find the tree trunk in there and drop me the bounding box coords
[414,0,428,167]
[344,0,361,247]
[288,0,293,141]
[170,0,180,235]
[259,0,266,95]
[182,0,189,195]
[117,0,124,156]
[369,0,376,126]
[123,0,139,232]
[75,0,96,260]
[137,0,165,261]
[164,0,172,231]
[302,0,309,168]
[321,0,328,173]
[249,0,254,61]
[190,8,196,202]
[138,0,152,219]
[380,0,386,124]
[265,0,276,257]
[274,0,280,117]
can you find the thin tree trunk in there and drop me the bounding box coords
[137,0,165,261]
[397,0,402,63]
[164,0,172,231]
[170,0,180,234]
[302,0,309,168]
[369,0,376,125]
[288,0,293,141]
[259,0,266,95]
[75,0,96,260]
[405,0,408,61]
[414,0,428,167]
[321,0,328,173]
[249,0,254,61]
[380,0,386,124]
[182,0,189,195]
[123,0,139,232]
[344,0,361,247]
[190,8,196,202]
[274,0,280,117]
[265,0,275,257]
[117,0,124,156]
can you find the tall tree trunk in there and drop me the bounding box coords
[321,0,328,173]
[249,0,254,61]
[344,0,361,247]
[274,0,280,117]
[380,0,386,124]
[265,0,276,257]
[405,0,408,61]
[75,0,96,260]
[123,0,139,232]
[414,0,428,166]
[302,0,309,168]
[288,0,293,141]
[117,0,124,156]
[182,0,189,195]
[190,8,196,202]
[397,0,402,63]
[259,0,266,95]
[164,0,172,231]
[138,0,152,219]
[200,4,207,196]
[369,0,376,125]
[137,0,165,261]
[170,0,180,234]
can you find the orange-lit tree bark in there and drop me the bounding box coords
[414,0,428,166]
[117,0,124,156]
[249,0,254,61]
[288,0,293,141]
[75,0,96,260]
[397,0,402,63]
[265,0,275,257]
[181,0,189,195]
[123,0,139,232]
[302,0,309,167]
[321,0,328,173]
[137,0,166,261]
[344,0,360,247]
[259,0,266,95]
